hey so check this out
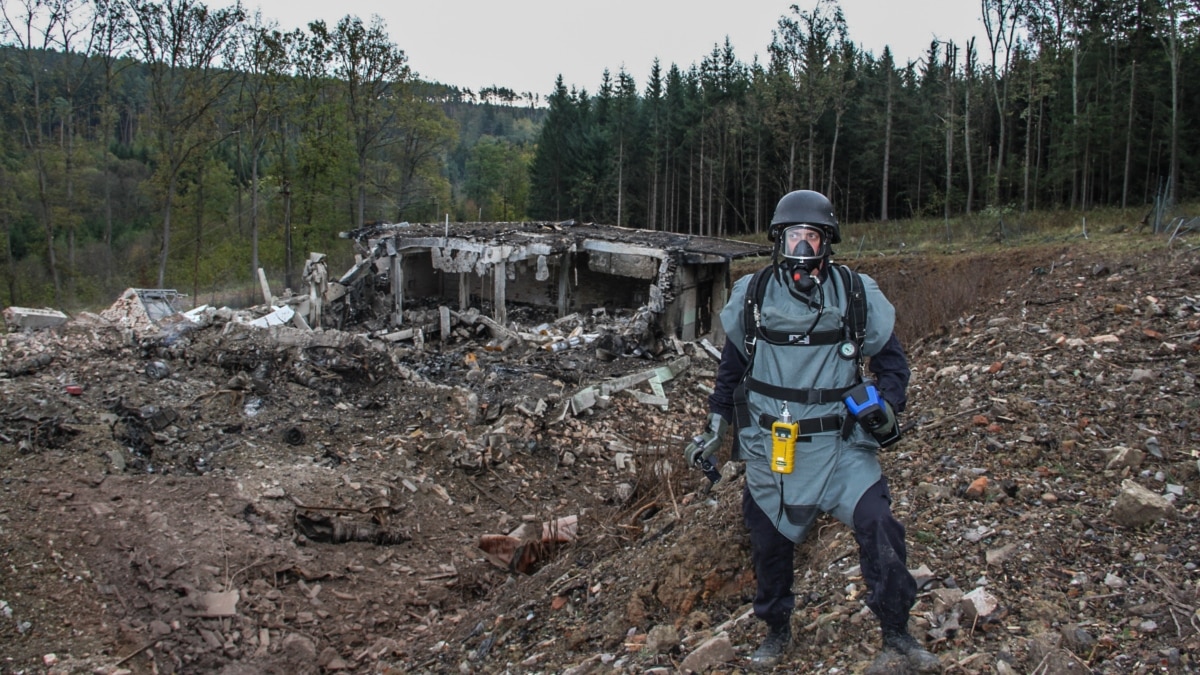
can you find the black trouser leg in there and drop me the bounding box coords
[852,477,917,631]
[742,486,795,627]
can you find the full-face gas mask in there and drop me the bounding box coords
[768,190,840,300]
[777,224,831,295]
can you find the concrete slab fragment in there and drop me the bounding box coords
[2,307,68,330]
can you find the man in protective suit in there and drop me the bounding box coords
[684,190,940,671]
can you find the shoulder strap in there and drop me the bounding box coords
[745,264,867,356]
[742,266,774,360]
[835,264,867,350]
[736,264,870,412]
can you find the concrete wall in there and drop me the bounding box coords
[664,262,726,341]
[569,252,653,312]
[383,244,731,339]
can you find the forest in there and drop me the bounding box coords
[1,0,1197,310]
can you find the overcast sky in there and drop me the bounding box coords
[238,0,985,100]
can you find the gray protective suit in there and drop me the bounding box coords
[720,267,896,542]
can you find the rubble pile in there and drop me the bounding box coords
[0,242,1198,674]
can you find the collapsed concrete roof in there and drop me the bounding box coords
[344,220,769,264]
[337,220,769,342]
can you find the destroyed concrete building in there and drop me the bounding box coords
[326,221,770,344]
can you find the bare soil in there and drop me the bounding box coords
[1,238,1198,675]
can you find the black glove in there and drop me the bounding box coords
[869,400,901,447]
[684,412,729,467]
[877,400,896,435]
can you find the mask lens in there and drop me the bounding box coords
[783,226,823,259]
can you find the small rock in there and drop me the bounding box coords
[996,659,1021,675]
[965,476,988,499]
[916,482,954,501]
[644,624,679,654]
[145,360,170,379]
[1104,446,1144,471]
[280,632,317,665]
[613,482,633,503]
[1128,368,1155,383]
[910,564,936,590]
[317,646,341,668]
[1059,623,1097,655]
[930,588,964,614]
[964,525,993,543]
[679,634,735,673]
[1110,479,1176,528]
[986,543,1017,565]
[961,587,1001,624]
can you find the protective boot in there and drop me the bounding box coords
[882,626,941,672]
[749,622,792,670]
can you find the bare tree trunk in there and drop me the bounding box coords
[283,182,294,291]
[698,129,705,236]
[691,148,700,235]
[193,161,205,302]
[788,139,797,190]
[806,124,816,190]
[251,144,261,285]
[357,156,368,228]
[1023,67,1033,212]
[65,109,77,297]
[1122,61,1136,209]
[157,173,177,289]
[648,148,658,230]
[616,136,624,226]
[100,96,116,290]
[944,43,956,229]
[2,209,15,304]
[826,111,842,204]
[963,90,974,214]
[963,52,975,215]
[1035,97,1044,211]
[755,139,763,233]
[1070,42,1080,210]
[880,73,893,222]
[1166,14,1179,205]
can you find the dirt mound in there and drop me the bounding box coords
[1,241,1198,674]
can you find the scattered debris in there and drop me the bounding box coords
[294,512,411,546]
[0,242,1197,674]
[478,515,579,573]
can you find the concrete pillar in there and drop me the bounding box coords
[556,254,570,317]
[458,273,470,311]
[710,265,729,346]
[678,264,698,341]
[390,253,404,326]
[492,261,507,326]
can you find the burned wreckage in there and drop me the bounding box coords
[318,220,768,351]
[1,222,768,479]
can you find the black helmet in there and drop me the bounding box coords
[768,190,840,244]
